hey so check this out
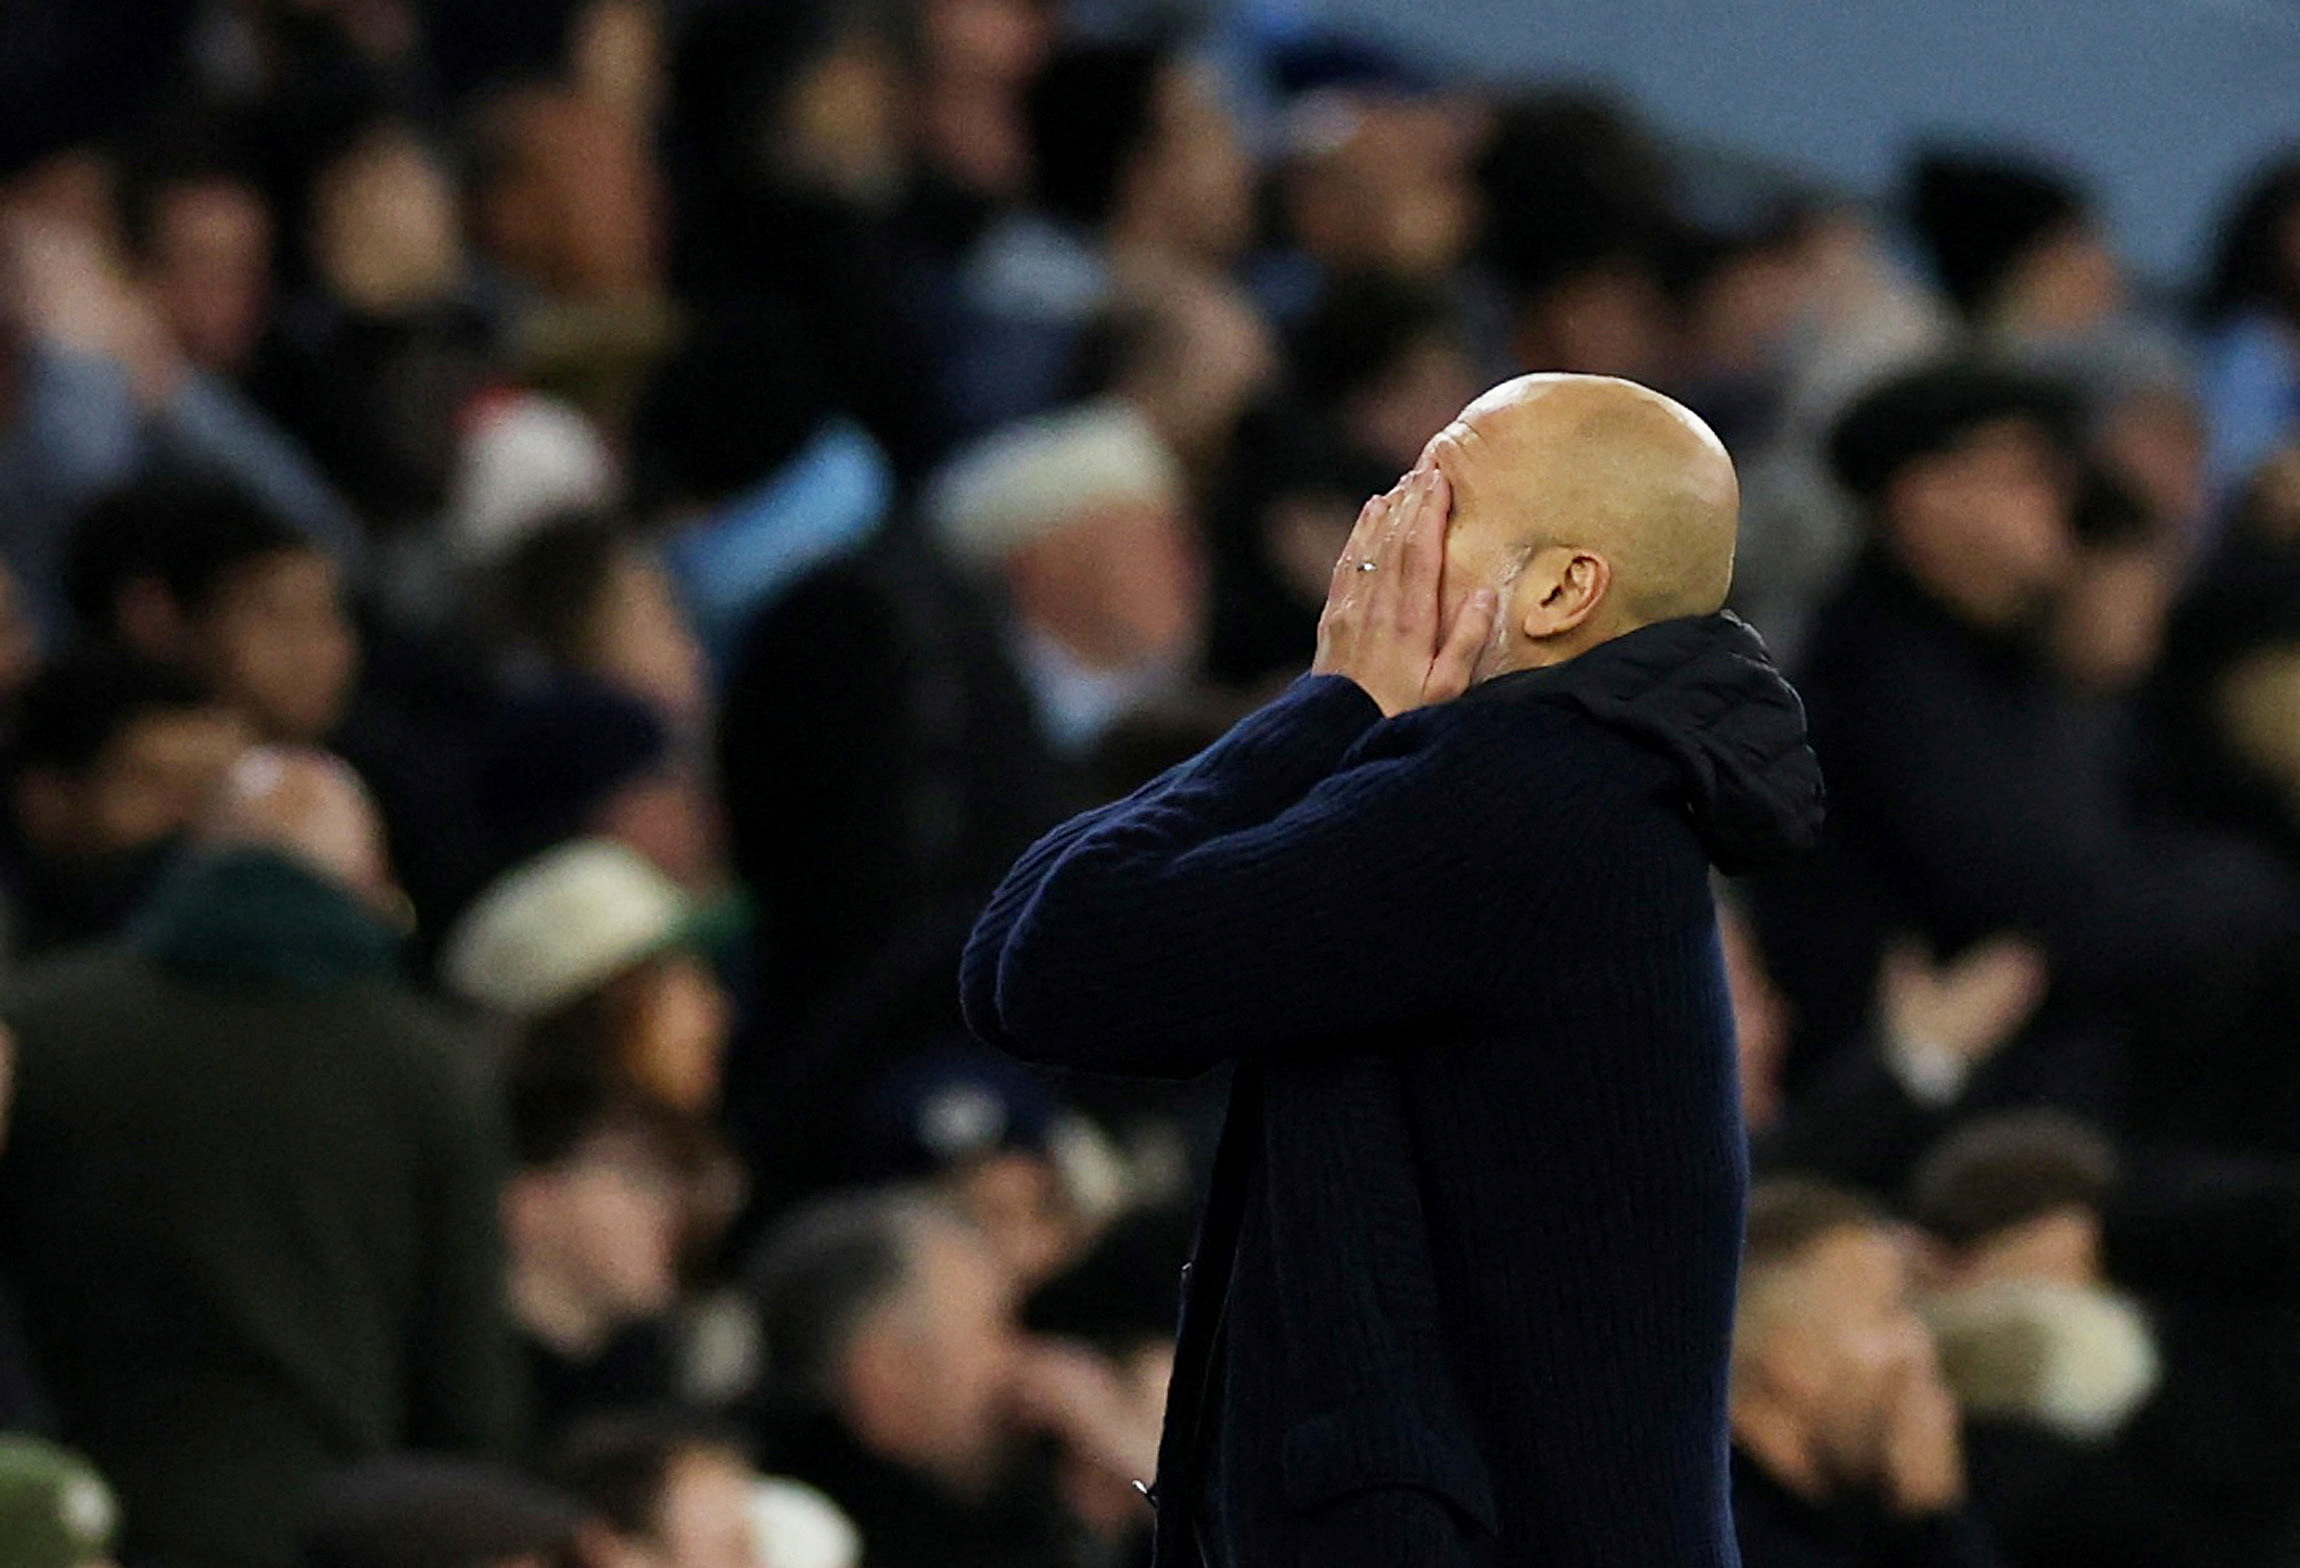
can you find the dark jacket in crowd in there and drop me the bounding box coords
[1731,1450,2005,1568]
[966,615,1825,1568]
[1752,553,2293,1101]
[755,1403,1078,1568]
[717,528,1080,1212]
[0,850,520,1568]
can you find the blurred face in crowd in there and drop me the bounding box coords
[1112,272,1277,470]
[1508,261,1678,387]
[16,705,252,863]
[1347,329,1484,475]
[847,1218,1023,1491]
[1735,1224,1942,1490]
[1285,97,1480,280]
[1006,502,1204,673]
[1883,419,2074,631]
[605,955,732,1116]
[141,177,273,374]
[508,1124,687,1337]
[774,28,909,206]
[1117,65,1252,266]
[1991,223,2126,340]
[191,548,359,743]
[477,90,662,302]
[310,126,463,316]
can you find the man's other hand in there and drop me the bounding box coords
[1313,466,1497,717]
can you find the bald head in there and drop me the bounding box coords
[204,748,394,906]
[1425,374,1739,673]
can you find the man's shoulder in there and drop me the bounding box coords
[3,946,163,1024]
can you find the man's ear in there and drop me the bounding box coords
[1517,547,1614,641]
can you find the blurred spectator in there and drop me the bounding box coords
[468,685,717,894]
[485,514,710,737]
[1071,266,1277,480]
[2196,155,2300,495]
[745,1190,1083,1568]
[662,3,932,470]
[504,1069,695,1443]
[1751,360,2292,1100]
[1729,1179,2002,1567]
[631,305,894,668]
[247,120,495,539]
[951,38,1252,432]
[1914,1115,2300,1568]
[1268,89,1480,303]
[116,140,276,379]
[915,0,1060,210]
[1907,150,2126,347]
[446,840,734,1117]
[0,650,250,957]
[554,1416,778,1568]
[1288,271,1481,475]
[0,1435,118,1568]
[857,1046,1107,1291]
[0,209,358,624]
[1751,936,2048,1199]
[0,750,519,1568]
[1476,91,1679,383]
[65,476,359,742]
[929,399,1201,755]
[298,1457,591,1568]
[468,85,663,311]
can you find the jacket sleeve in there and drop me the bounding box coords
[405,1035,524,1456]
[963,676,1570,1079]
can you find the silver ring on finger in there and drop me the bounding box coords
[1354,560,1380,573]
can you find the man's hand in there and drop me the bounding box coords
[1312,467,1497,717]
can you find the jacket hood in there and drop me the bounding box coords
[1471,612,1825,874]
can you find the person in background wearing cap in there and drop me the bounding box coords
[857,1044,1112,1292]
[1905,150,2126,351]
[0,749,521,1568]
[712,400,1183,1217]
[0,1436,119,1568]
[446,838,737,1120]
[1748,360,2297,1106]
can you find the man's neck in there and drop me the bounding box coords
[510,1262,615,1359]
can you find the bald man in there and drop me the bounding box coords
[967,375,1825,1568]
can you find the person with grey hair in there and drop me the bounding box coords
[0,747,519,1568]
[745,1189,1151,1568]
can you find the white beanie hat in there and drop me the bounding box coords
[441,839,691,1017]
[928,399,1183,567]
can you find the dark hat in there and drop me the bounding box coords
[1908,150,2087,318]
[858,1044,1064,1180]
[473,678,672,873]
[1025,41,1170,232]
[300,1458,588,1568]
[1827,360,2081,501]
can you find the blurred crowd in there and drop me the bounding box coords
[0,1,2299,1566]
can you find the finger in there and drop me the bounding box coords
[1398,469,1448,628]
[1332,490,1389,585]
[1427,589,1497,701]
